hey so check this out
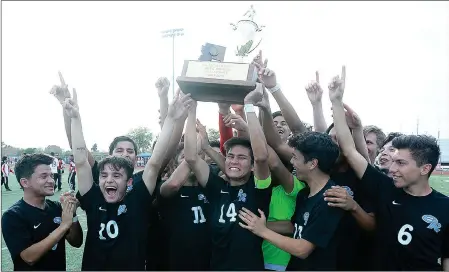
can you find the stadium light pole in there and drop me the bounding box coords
[161,28,184,99]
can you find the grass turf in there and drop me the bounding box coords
[1,173,449,271]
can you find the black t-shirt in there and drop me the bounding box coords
[204,171,272,270]
[362,164,449,270]
[330,167,375,270]
[1,199,66,271]
[287,180,345,271]
[78,178,153,270]
[158,184,211,271]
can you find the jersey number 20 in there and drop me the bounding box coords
[99,220,119,240]
[219,203,237,223]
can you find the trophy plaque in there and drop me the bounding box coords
[176,5,264,104]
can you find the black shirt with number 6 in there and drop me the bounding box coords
[361,164,449,270]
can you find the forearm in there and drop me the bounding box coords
[65,221,83,248]
[204,146,226,173]
[160,161,191,197]
[351,204,376,232]
[267,220,294,235]
[260,228,310,259]
[159,94,169,128]
[185,110,198,163]
[311,102,327,132]
[20,225,69,265]
[71,118,88,165]
[331,101,356,155]
[352,127,371,163]
[160,116,186,172]
[246,111,269,162]
[261,107,283,149]
[271,90,308,134]
[443,258,449,271]
[63,111,73,149]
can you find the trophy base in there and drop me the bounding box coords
[176,60,258,104]
[177,76,256,104]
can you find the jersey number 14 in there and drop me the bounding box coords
[219,203,237,223]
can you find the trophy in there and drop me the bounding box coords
[176,5,264,104]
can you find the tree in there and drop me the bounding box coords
[207,128,220,142]
[1,141,5,148]
[44,145,63,156]
[23,147,37,154]
[91,143,98,152]
[127,127,153,153]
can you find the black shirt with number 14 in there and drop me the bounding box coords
[204,171,272,271]
[77,172,153,271]
[361,164,449,270]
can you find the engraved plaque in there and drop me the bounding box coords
[177,60,258,104]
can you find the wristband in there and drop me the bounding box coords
[72,216,78,223]
[244,104,255,113]
[268,84,281,94]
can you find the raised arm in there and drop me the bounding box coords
[306,71,328,132]
[244,83,270,180]
[160,161,191,197]
[254,62,308,134]
[197,119,226,173]
[342,104,371,163]
[257,89,294,163]
[329,66,368,179]
[63,90,94,196]
[185,101,210,187]
[155,77,170,129]
[143,92,192,195]
[50,72,95,167]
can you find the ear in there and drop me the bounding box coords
[127,178,133,187]
[308,158,319,171]
[20,178,29,188]
[420,164,432,176]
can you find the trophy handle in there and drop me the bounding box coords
[247,38,263,55]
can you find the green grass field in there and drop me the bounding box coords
[1,173,449,271]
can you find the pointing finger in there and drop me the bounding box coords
[58,71,66,87]
[263,58,268,68]
[315,71,320,83]
[341,65,346,82]
[72,88,78,104]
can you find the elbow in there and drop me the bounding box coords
[161,182,182,196]
[20,254,37,266]
[185,156,198,167]
[292,249,312,260]
[254,153,269,164]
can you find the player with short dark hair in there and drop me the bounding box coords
[239,131,345,271]
[68,155,76,191]
[330,67,449,270]
[49,152,62,191]
[64,87,193,270]
[185,85,273,270]
[2,154,83,271]
[376,132,403,174]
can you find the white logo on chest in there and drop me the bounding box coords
[303,212,309,226]
[117,205,127,216]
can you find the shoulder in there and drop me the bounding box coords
[2,200,27,224]
[45,199,62,210]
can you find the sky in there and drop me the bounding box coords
[2,1,448,152]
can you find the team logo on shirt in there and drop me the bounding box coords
[422,215,441,233]
[341,186,354,197]
[52,243,58,251]
[303,212,310,226]
[126,185,133,193]
[237,189,247,202]
[118,204,127,216]
[198,194,208,203]
[53,217,62,224]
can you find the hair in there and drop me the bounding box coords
[224,137,254,164]
[109,136,138,155]
[2,156,7,162]
[97,156,134,180]
[392,135,440,176]
[382,132,403,148]
[209,140,220,149]
[50,152,55,156]
[288,132,340,174]
[363,125,386,148]
[272,111,283,119]
[15,153,54,181]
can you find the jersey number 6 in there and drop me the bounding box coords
[397,224,413,245]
